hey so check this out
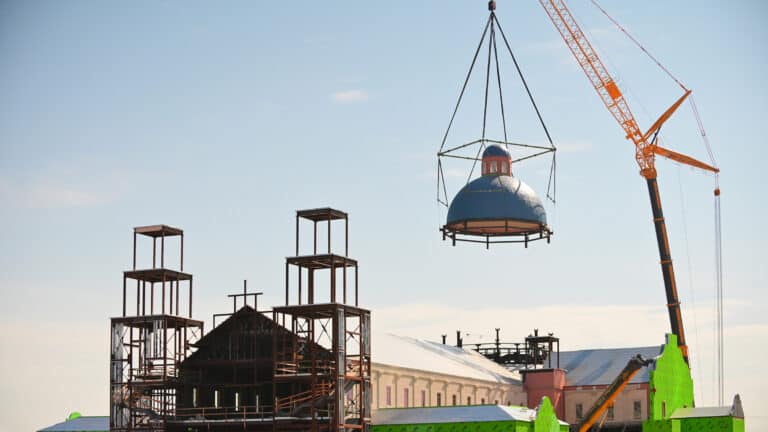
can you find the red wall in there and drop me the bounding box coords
[523,368,566,419]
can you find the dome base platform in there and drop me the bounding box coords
[441,219,552,249]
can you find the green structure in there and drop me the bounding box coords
[642,334,745,432]
[372,396,568,432]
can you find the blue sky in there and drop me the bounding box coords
[1,1,766,430]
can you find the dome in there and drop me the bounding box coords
[482,144,511,159]
[445,174,547,235]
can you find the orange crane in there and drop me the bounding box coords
[538,0,718,363]
[537,0,720,429]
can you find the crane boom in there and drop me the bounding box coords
[577,355,653,432]
[538,0,651,173]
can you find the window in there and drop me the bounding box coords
[214,390,220,409]
[607,404,614,420]
[491,161,498,173]
[575,403,583,420]
[386,386,392,406]
[501,163,508,174]
[481,398,485,404]
[403,388,409,407]
[235,392,240,412]
[452,394,457,406]
[633,400,642,419]
[192,387,198,408]
[467,396,472,405]
[662,401,667,418]
[421,390,426,407]
[437,393,442,406]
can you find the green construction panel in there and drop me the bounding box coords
[643,419,681,432]
[534,396,564,432]
[680,416,745,432]
[647,334,694,421]
[734,418,746,432]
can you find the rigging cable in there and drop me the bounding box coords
[677,168,704,403]
[589,0,687,91]
[493,14,557,202]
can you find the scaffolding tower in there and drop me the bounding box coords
[273,208,372,431]
[110,225,204,432]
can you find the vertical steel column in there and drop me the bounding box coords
[285,262,289,306]
[298,267,302,305]
[136,280,140,316]
[162,274,166,314]
[330,257,336,303]
[308,269,314,304]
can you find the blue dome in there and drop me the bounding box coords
[446,174,547,228]
[482,144,511,159]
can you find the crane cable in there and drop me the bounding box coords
[590,0,724,404]
[589,0,687,92]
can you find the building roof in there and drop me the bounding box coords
[671,394,744,419]
[559,345,663,386]
[373,404,568,425]
[38,416,108,432]
[373,333,521,384]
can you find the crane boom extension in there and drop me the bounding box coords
[577,355,653,432]
[539,0,719,369]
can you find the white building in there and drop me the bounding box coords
[371,333,525,410]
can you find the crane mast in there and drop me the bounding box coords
[538,0,720,366]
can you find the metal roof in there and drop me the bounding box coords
[373,333,521,384]
[38,417,108,432]
[671,406,734,419]
[558,345,663,386]
[373,404,542,424]
[446,175,547,225]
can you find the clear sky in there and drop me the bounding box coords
[1,1,766,431]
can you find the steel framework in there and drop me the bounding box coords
[273,208,371,431]
[110,225,203,432]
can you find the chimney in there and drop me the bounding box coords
[441,334,447,345]
[456,330,463,348]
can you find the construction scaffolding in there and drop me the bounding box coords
[273,208,372,431]
[110,225,203,432]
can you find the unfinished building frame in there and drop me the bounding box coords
[110,225,203,432]
[273,208,372,431]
